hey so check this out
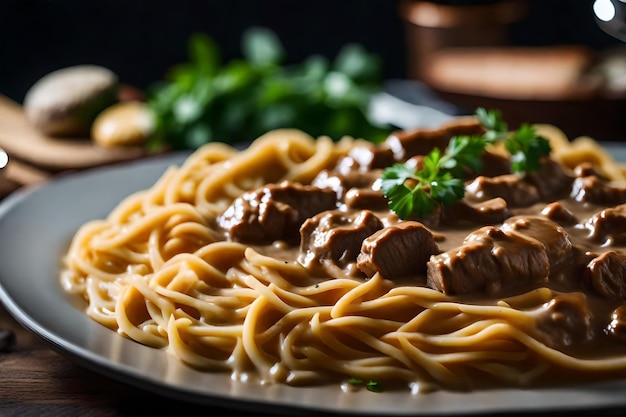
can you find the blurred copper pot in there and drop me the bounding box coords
[399,0,528,80]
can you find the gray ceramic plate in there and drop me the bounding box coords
[2,149,626,416]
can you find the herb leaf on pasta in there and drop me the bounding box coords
[381,108,552,219]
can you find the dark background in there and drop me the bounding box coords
[0,0,622,104]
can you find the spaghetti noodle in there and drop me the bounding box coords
[61,121,626,392]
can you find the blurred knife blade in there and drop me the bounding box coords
[368,79,463,131]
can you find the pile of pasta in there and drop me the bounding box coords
[60,123,626,392]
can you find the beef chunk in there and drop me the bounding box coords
[465,174,540,207]
[500,215,572,269]
[312,169,380,201]
[218,181,337,244]
[466,158,573,206]
[606,304,626,343]
[299,210,384,274]
[571,175,626,205]
[427,226,550,296]
[476,151,511,178]
[583,251,626,299]
[335,142,395,174]
[385,118,485,161]
[357,221,440,279]
[573,161,604,179]
[405,155,425,171]
[343,187,387,210]
[386,129,447,162]
[310,169,345,199]
[311,168,387,210]
[524,157,574,199]
[540,201,578,225]
[403,150,509,180]
[584,204,626,245]
[534,292,594,347]
[440,197,511,226]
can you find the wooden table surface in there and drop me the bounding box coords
[0,303,283,417]
[2,107,626,416]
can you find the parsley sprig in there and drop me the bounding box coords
[476,107,552,173]
[381,136,486,219]
[381,108,551,219]
[347,377,383,392]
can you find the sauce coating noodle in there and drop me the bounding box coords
[61,123,626,392]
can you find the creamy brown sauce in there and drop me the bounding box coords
[246,192,626,358]
[213,122,626,390]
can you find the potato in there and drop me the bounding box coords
[23,65,119,137]
[91,101,154,148]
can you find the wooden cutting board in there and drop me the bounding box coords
[0,94,145,172]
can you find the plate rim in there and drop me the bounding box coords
[2,151,626,416]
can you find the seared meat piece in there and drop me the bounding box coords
[335,142,395,174]
[427,226,550,296]
[571,175,626,205]
[606,304,626,343]
[299,210,384,274]
[218,181,337,244]
[440,197,511,226]
[540,201,578,225]
[525,157,574,199]
[311,169,381,202]
[573,162,604,179]
[357,221,440,279]
[310,169,347,200]
[385,118,484,161]
[405,150,509,179]
[405,155,425,171]
[386,130,446,162]
[465,174,540,207]
[477,151,511,178]
[343,187,387,210]
[583,251,626,299]
[312,168,387,210]
[584,204,626,245]
[501,215,572,269]
[534,292,594,347]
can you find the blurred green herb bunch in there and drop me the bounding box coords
[146,27,394,150]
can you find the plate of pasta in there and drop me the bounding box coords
[3,115,626,416]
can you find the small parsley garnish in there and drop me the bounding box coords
[348,377,363,385]
[381,137,484,219]
[505,123,553,173]
[381,108,551,219]
[476,108,552,173]
[366,380,382,392]
[347,377,382,392]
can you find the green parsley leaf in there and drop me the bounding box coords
[347,377,363,385]
[381,108,552,219]
[505,123,552,173]
[476,107,508,143]
[146,28,394,150]
[381,134,486,219]
[366,380,383,392]
[380,163,414,195]
[347,377,383,392]
[430,174,465,206]
[442,135,487,175]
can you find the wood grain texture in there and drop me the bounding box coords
[0,304,280,417]
[0,95,145,172]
